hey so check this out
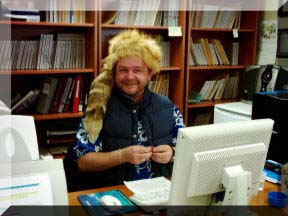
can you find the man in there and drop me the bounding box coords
[70,30,184,188]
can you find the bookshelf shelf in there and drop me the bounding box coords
[190,28,255,33]
[10,69,94,75]
[0,20,95,27]
[101,24,169,30]
[187,99,240,109]
[161,66,182,71]
[189,65,245,71]
[33,112,83,121]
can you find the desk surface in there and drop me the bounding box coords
[69,181,288,213]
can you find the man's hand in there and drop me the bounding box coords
[122,146,153,165]
[151,145,173,164]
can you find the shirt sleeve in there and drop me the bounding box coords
[71,118,103,161]
[171,106,185,147]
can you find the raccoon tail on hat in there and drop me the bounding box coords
[83,67,114,143]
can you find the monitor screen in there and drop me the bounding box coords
[168,119,274,206]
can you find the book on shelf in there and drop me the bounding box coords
[190,38,201,66]
[53,33,85,69]
[49,77,68,113]
[196,38,213,66]
[11,33,86,70]
[78,77,85,112]
[148,74,169,97]
[11,89,40,114]
[37,34,54,70]
[227,41,240,66]
[232,73,240,98]
[58,77,73,113]
[45,0,86,23]
[214,74,230,100]
[198,80,209,100]
[191,2,241,29]
[114,0,173,26]
[2,8,41,22]
[222,74,239,99]
[199,80,213,100]
[103,11,118,24]
[197,73,230,101]
[211,39,230,65]
[36,77,59,114]
[63,78,76,112]
[72,75,83,113]
[205,80,220,100]
[188,90,202,103]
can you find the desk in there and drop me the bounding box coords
[69,181,288,214]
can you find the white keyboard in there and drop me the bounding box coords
[129,188,170,206]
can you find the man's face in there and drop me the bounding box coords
[115,56,153,102]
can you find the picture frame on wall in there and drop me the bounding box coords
[278,0,288,17]
[277,29,288,57]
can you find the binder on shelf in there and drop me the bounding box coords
[12,89,40,114]
[63,78,76,112]
[49,77,68,113]
[36,77,59,114]
[72,75,82,113]
[58,77,73,113]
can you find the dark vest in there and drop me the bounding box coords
[100,88,175,185]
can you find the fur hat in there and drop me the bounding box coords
[84,29,162,143]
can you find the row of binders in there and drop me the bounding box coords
[190,3,241,29]
[1,0,86,23]
[11,75,89,114]
[36,75,88,114]
[189,73,239,102]
[190,38,239,66]
[45,0,86,23]
[105,0,179,26]
[152,35,170,67]
[0,33,85,70]
[148,74,169,97]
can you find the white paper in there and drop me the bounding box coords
[124,176,171,194]
[256,19,278,65]
[0,173,53,214]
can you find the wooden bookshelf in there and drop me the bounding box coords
[98,0,186,113]
[0,1,97,156]
[184,4,259,126]
[0,1,262,155]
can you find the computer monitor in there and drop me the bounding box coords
[168,119,274,206]
[252,91,288,164]
[0,159,68,214]
[0,115,39,162]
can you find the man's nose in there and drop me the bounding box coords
[126,70,135,79]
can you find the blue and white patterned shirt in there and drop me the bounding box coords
[72,106,184,180]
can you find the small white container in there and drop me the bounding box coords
[214,101,252,124]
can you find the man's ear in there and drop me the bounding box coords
[147,69,153,81]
